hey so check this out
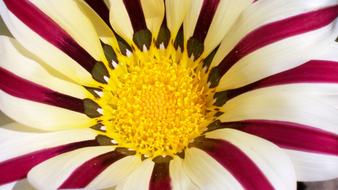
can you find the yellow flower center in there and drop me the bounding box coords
[94,41,215,158]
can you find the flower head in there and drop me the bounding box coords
[0,0,338,189]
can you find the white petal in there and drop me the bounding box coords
[165,0,191,39]
[0,36,87,99]
[284,149,338,181]
[0,123,96,162]
[30,0,104,62]
[217,24,338,91]
[210,0,338,69]
[0,91,95,131]
[219,84,338,134]
[28,146,115,190]
[206,128,296,190]
[183,147,243,190]
[203,0,251,56]
[1,180,36,190]
[87,156,142,189]
[0,1,96,86]
[140,0,165,38]
[116,159,154,190]
[108,0,134,42]
[169,156,199,190]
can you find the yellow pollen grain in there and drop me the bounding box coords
[100,49,211,158]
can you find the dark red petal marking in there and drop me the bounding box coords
[59,151,126,188]
[221,120,338,156]
[194,138,274,190]
[216,5,338,77]
[221,60,338,100]
[149,162,171,190]
[0,68,84,113]
[0,140,98,185]
[192,0,220,42]
[123,0,147,32]
[3,0,98,72]
[84,0,111,27]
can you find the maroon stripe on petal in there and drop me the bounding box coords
[84,0,111,27]
[221,120,338,156]
[59,150,126,188]
[216,5,338,77]
[222,60,338,100]
[149,162,171,190]
[0,68,84,113]
[192,0,220,42]
[194,138,274,190]
[0,140,98,185]
[3,0,97,72]
[123,0,147,32]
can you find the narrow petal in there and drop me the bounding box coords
[169,156,199,190]
[0,36,87,99]
[0,90,95,130]
[0,0,96,85]
[165,0,191,39]
[203,0,251,56]
[202,128,296,190]
[116,159,154,190]
[27,146,115,189]
[86,156,141,189]
[29,0,105,62]
[0,124,98,185]
[108,0,135,42]
[140,0,165,38]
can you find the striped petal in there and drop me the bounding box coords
[210,2,338,90]
[0,123,97,185]
[0,35,87,99]
[0,0,98,85]
[29,0,105,62]
[86,156,141,189]
[218,84,338,181]
[140,0,165,38]
[27,146,118,189]
[210,0,338,69]
[0,68,95,130]
[184,128,295,190]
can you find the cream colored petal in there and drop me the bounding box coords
[0,91,95,131]
[203,0,251,56]
[140,0,165,38]
[28,146,115,190]
[0,1,96,86]
[30,0,105,62]
[165,0,191,39]
[170,156,199,190]
[116,159,154,190]
[108,0,134,43]
[0,36,87,99]
[219,84,338,134]
[0,124,96,162]
[87,156,142,189]
[206,129,296,190]
[183,0,203,44]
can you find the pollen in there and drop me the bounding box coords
[96,45,215,158]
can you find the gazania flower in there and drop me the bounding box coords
[0,0,338,189]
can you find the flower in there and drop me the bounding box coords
[0,0,338,189]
